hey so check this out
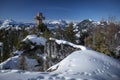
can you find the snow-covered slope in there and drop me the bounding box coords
[44,20,67,25]
[0,56,20,69]
[49,50,120,79]
[0,49,120,80]
[0,19,35,30]
[23,34,46,46]
[50,38,88,50]
[0,56,40,71]
[0,34,46,71]
[0,19,19,29]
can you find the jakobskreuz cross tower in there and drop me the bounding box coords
[34,12,45,27]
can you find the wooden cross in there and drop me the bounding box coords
[34,12,45,27]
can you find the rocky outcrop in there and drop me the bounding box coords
[15,35,46,71]
[0,35,46,71]
[0,35,83,71]
[44,39,81,70]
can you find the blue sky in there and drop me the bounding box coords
[0,0,120,22]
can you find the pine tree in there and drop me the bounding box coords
[55,25,63,39]
[42,29,53,39]
[38,23,49,32]
[63,22,76,43]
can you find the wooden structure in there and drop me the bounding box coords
[34,12,45,27]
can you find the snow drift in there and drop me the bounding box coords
[23,34,46,46]
[0,49,120,80]
[49,50,120,80]
[49,37,88,50]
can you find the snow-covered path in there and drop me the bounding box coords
[0,50,120,80]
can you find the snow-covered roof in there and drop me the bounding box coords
[23,34,46,46]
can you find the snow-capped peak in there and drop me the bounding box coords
[45,19,67,25]
[0,19,19,29]
[88,18,93,22]
[2,19,18,25]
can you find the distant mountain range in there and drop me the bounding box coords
[0,19,68,30]
[0,19,104,30]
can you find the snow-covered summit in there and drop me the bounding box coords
[0,49,120,80]
[0,19,18,28]
[44,20,68,29]
[3,19,18,25]
[88,18,93,22]
[48,50,120,79]
[0,19,35,30]
[44,20,67,25]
